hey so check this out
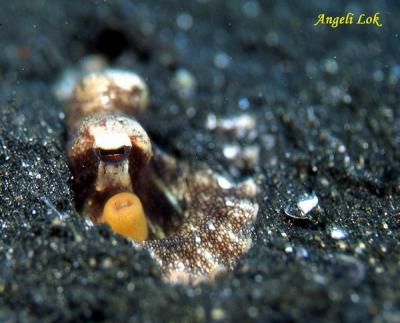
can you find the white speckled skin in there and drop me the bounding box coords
[143,161,259,285]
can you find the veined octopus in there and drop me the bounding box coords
[55,60,259,284]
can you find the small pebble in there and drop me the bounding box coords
[214,52,230,69]
[176,13,193,31]
[330,227,348,240]
[211,308,226,321]
[172,68,197,98]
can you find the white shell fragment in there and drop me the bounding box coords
[297,192,319,216]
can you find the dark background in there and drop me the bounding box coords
[0,1,399,322]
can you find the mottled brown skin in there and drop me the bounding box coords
[68,71,148,131]
[64,67,258,285]
[140,149,258,284]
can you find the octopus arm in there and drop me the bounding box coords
[142,148,259,285]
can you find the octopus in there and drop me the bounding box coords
[56,60,259,284]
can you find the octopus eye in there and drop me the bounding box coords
[95,146,130,163]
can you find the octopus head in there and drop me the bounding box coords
[67,113,152,220]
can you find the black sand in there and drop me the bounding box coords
[0,1,399,322]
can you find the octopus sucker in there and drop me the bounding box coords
[57,59,259,284]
